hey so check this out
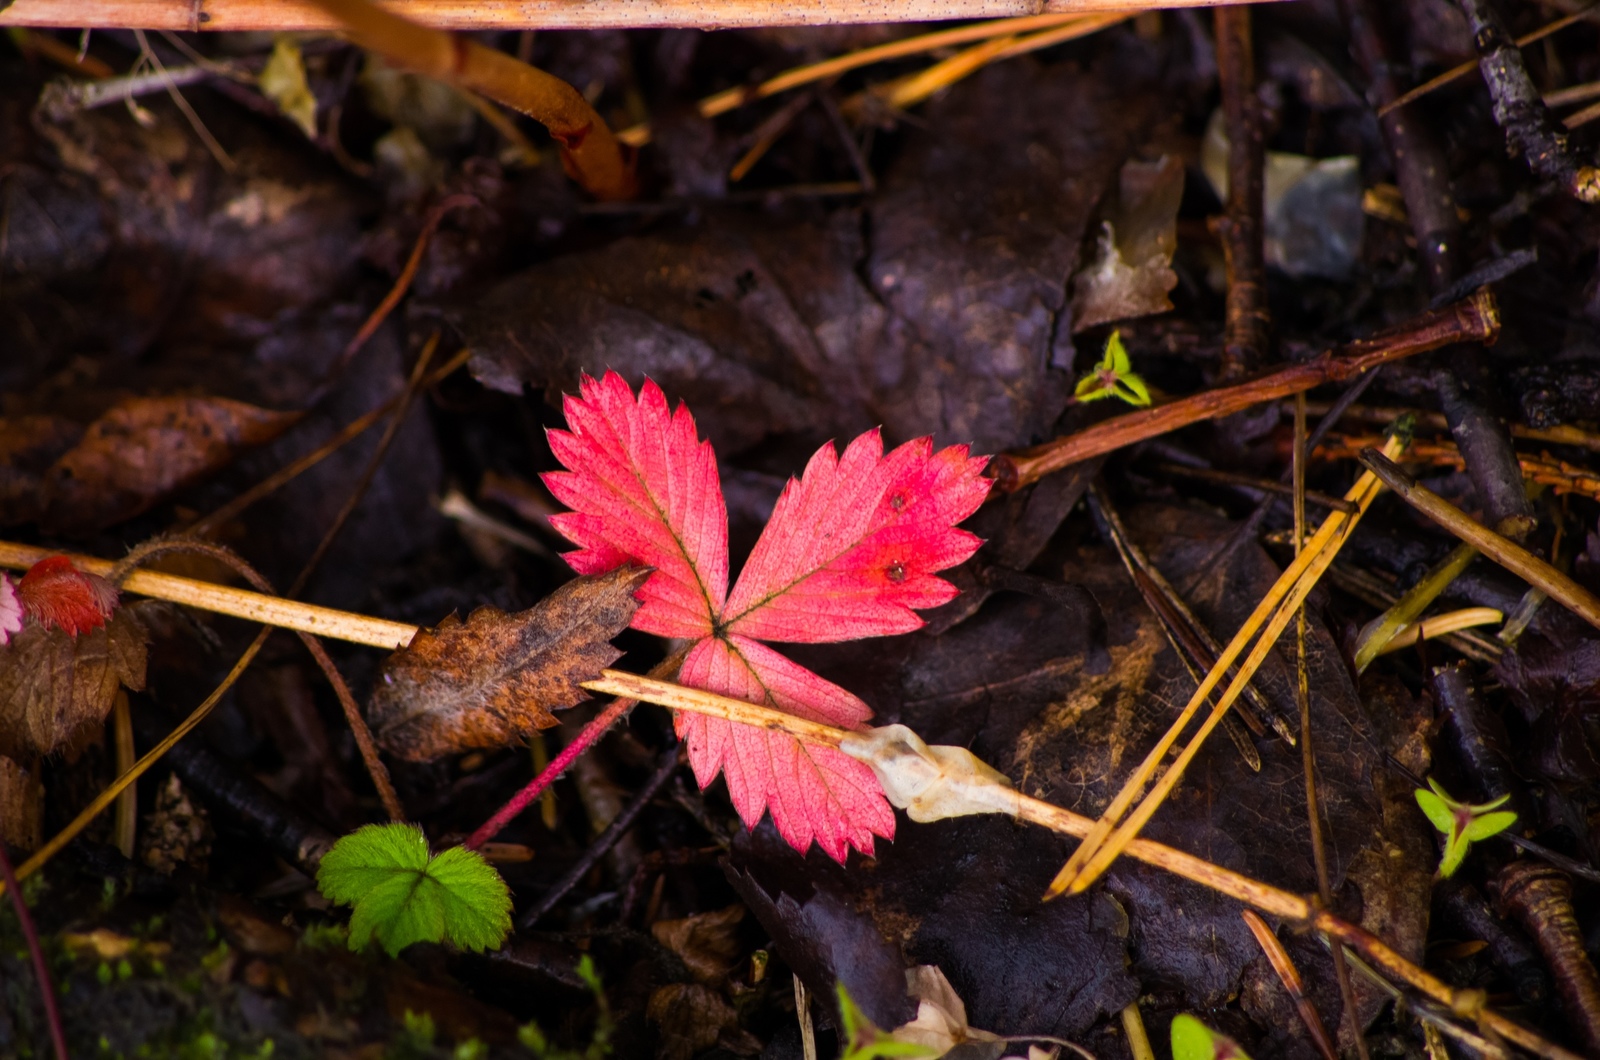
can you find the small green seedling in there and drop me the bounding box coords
[1075,331,1152,408]
[316,822,511,956]
[836,983,937,1060]
[1413,778,1517,878]
[1171,1013,1252,1060]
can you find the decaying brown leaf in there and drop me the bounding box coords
[0,603,149,760]
[369,567,646,761]
[646,984,749,1060]
[39,396,301,535]
[651,904,746,985]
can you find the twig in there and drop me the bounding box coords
[0,839,69,1060]
[1436,358,1534,534]
[1214,4,1269,379]
[304,0,635,199]
[1493,862,1600,1053]
[0,0,1223,33]
[517,742,683,928]
[112,691,137,858]
[1045,434,1406,898]
[1377,6,1600,118]
[1121,1004,1155,1060]
[108,537,405,821]
[1357,449,1600,633]
[338,197,478,368]
[187,347,473,537]
[1154,461,1358,514]
[1242,909,1340,1060]
[1455,0,1600,202]
[1299,402,1600,454]
[1339,0,1460,290]
[990,292,1500,492]
[1293,395,1367,1060]
[1320,433,1600,504]
[1323,562,1503,663]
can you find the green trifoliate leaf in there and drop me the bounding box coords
[1413,788,1454,834]
[317,822,511,956]
[1074,331,1152,408]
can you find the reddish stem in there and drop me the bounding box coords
[0,840,69,1060]
[465,698,632,850]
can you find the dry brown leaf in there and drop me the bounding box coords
[646,984,742,1060]
[368,567,646,761]
[39,395,301,534]
[651,904,746,985]
[0,603,148,759]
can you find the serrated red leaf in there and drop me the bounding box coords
[544,371,987,861]
[17,556,119,636]
[544,373,726,640]
[722,431,989,643]
[678,636,892,861]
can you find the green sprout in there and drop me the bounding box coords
[836,983,937,1060]
[1413,778,1517,878]
[1074,331,1151,408]
[1171,1013,1252,1060]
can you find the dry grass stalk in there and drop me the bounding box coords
[1,0,1269,32]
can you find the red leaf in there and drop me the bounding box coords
[722,431,989,643]
[544,372,986,861]
[17,557,119,636]
[543,372,726,640]
[678,636,893,861]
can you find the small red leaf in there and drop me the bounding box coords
[722,431,990,643]
[543,372,727,640]
[679,636,893,861]
[17,556,119,636]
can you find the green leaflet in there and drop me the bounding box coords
[1171,1013,1252,1060]
[1413,779,1516,879]
[317,822,511,956]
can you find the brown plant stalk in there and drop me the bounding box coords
[991,291,1500,492]
[305,0,635,200]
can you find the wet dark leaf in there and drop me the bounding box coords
[0,415,83,526]
[0,602,149,759]
[368,567,646,761]
[459,60,1156,457]
[38,396,301,535]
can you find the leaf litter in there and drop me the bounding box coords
[3,10,1600,1060]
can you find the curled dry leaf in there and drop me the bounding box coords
[651,904,747,984]
[39,395,301,535]
[0,603,149,759]
[368,567,647,761]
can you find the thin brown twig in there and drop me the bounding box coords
[991,291,1500,492]
[1213,4,1269,378]
[188,346,472,537]
[107,537,406,821]
[1294,396,1368,1060]
[337,196,478,369]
